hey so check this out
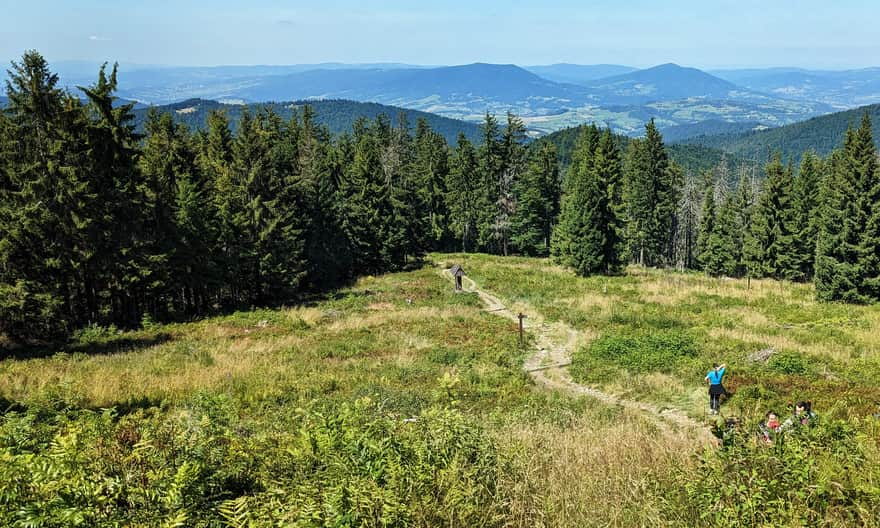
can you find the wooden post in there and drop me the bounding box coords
[518,312,526,347]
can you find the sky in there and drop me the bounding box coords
[2,0,879,70]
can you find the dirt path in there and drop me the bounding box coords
[443,268,715,443]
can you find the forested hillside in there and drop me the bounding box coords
[3,52,880,343]
[681,103,880,163]
[539,124,746,174]
[132,98,483,144]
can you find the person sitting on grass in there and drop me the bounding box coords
[759,411,781,444]
[705,363,727,415]
[782,400,817,431]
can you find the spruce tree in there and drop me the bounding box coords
[446,134,484,252]
[815,148,862,301]
[297,106,352,289]
[553,129,623,275]
[477,112,503,252]
[744,155,798,280]
[511,142,560,256]
[494,112,527,256]
[413,118,451,250]
[790,151,822,281]
[702,193,738,277]
[0,51,88,338]
[623,119,680,267]
[551,125,600,262]
[696,175,716,270]
[731,167,756,277]
[853,114,880,299]
[341,121,405,273]
[674,174,702,270]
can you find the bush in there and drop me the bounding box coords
[680,419,880,526]
[768,351,813,376]
[579,329,699,373]
[0,396,511,527]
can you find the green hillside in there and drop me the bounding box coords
[539,123,745,174]
[132,98,483,144]
[680,103,880,163]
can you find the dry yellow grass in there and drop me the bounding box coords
[501,409,698,527]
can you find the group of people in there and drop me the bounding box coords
[704,363,817,444]
[759,402,817,443]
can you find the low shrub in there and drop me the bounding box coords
[577,329,700,374]
[768,351,813,376]
[0,396,511,527]
[680,418,880,526]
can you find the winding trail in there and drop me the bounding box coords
[443,268,715,443]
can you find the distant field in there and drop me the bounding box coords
[1,256,879,526]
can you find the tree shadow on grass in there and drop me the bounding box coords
[0,332,173,361]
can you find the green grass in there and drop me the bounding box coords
[1,256,879,526]
[445,253,880,419]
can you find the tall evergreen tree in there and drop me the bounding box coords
[853,114,880,299]
[477,112,503,252]
[341,121,405,273]
[624,120,680,266]
[702,192,738,277]
[297,106,352,289]
[790,151,823,281]
[551,125,600,262]
[413,118,451,250]
[730,167,757,277]
[673,174,702,270]
[816,114,879,301]
[553,129,624,275]
[511,142,561,256]
[744,155,799,280]
[696,174,716,270]
[815,149,859,301]
[446,134,483,252]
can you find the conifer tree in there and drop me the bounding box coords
[477,112,503,252]
[494,112,527,256]
[853,114,880,299]
[551,124,600,262]
[623,120,680,267]
[730,167,756,276]
[673,174,702,270]
[341,122,405,273]
[816,114,879,301]
[702,192,738,277]
[413,118,451,250]
[790,151,822,280]
[744,155,798,280]
[446,134,483,252]
[511,142,560,255]
[815,148,862,301]
[696,175,716,270]
[553,129,623,275]
[298,106,352,289]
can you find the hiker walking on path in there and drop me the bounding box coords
[705,363,727,415]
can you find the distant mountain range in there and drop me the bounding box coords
[4,59,879,140]
[524,64,637,84]
[2,60,842,136]
[711,67,880,109]
[678,103,880,164]
[130,98,483,144]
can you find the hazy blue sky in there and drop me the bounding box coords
[2,0,878,69]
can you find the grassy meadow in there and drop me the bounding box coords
[1,256,879,526]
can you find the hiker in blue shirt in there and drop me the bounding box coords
[705,363,727,415]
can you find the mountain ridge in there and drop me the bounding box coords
[678,102,880,163]
[130,97,483,144]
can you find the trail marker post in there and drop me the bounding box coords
[518,312,527,347]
